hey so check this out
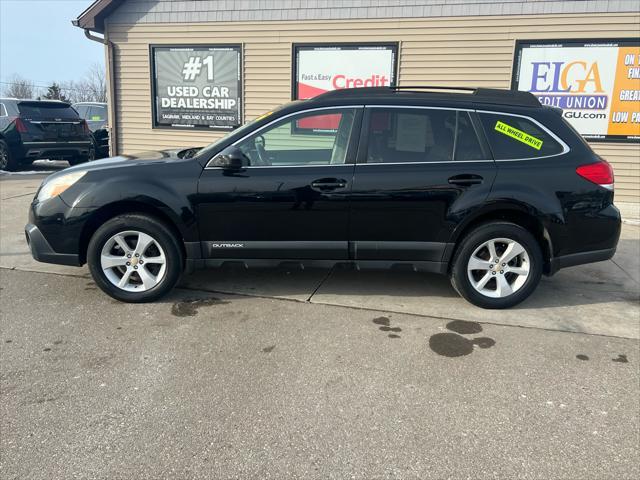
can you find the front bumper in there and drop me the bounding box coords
[25,223,81,266]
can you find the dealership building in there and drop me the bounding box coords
[74,0,640,219]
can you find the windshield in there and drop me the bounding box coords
[195,101,303,160]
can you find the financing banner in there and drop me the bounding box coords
[151,45,242,130]
[512,39,640,143]
[293,43,398,100]
[292,43,397,131]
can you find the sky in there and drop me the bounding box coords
[0,0,104,90]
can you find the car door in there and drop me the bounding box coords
[349,106,496,264]
[196,106,362,260]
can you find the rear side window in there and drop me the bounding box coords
[478,112,564,160]
[17,102,79,120]
[367,108,457,163]
[0,103,7,117]
[74,105,89,118]
[365,109,486,164]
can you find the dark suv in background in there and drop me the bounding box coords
[25,87,621,308]
[0,98,95,170]
[72,102,109,158]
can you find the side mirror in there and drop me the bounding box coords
[210,146,247,170]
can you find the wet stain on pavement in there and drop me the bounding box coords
[171,297,229,317]
[576,354,590,361]
[445,320,483,335]
[372,317,390,326]
[262,345,276,353]
[5,339,12,343]
[612,354,629,363]
[43,348,51,352]
[429,321,495,358]
[372,316,402,338]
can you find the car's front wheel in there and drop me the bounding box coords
[87,214,183,302]
[450,222,543,309]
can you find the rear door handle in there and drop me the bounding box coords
[448,174,484,186]
[311,178,348,191]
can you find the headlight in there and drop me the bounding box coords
[37,171,87,202]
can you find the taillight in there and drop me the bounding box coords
[576,160,614,190]
[13,117,28,133]
[81,119,91,134]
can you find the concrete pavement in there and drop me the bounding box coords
[1,268,638,479]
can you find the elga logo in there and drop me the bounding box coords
[211,243,244,248]
[528,61,607,110]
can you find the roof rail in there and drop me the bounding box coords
[312,86,541,107]
[390,85,476,92]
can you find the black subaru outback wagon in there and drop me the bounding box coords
[25,87,620,308]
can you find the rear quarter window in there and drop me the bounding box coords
[478,112,565,160]
[17,103,79,120]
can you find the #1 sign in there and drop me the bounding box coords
[512,39,640,143]
[151,45,242,130]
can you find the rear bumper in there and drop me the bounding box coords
[25,223,81,266]
[20,141,92,161]
[548,247,617,275]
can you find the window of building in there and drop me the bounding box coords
[235,108,357,166]
[478,112,564,160]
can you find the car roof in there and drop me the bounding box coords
[73,102,107,106]
[296,86,541,111]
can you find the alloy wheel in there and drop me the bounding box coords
[466,237,531,298]
[100,230,167,292]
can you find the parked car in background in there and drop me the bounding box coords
[72,102,109,158]
[0,98,95,171]
[25,86,621,308]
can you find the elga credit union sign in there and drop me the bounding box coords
[512,39,640,142]
[293,43,398,99]
[150,45,242,130]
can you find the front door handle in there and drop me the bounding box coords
[448,174,484,186]
[311,178,348,191]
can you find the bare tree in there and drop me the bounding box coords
[3,74,34,99]
[85,63,107,103]
[60,80,93,104]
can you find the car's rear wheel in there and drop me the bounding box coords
[87,214,183,302]
[450,222,542,309]
[0,139,18,171]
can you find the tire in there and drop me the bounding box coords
[450,222,543,309]
[0,139,18,171]
[69,143,96,166]
[87,214,184,303]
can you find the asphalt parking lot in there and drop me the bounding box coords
[1,164,639,479]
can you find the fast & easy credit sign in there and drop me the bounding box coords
[512,39,640,142]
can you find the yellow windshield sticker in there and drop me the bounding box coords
[91,115,101,121]
[494,121,543,150]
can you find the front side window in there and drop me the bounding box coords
[479,112,564,160]
[234,108,357,167]
[365,108,485,163]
